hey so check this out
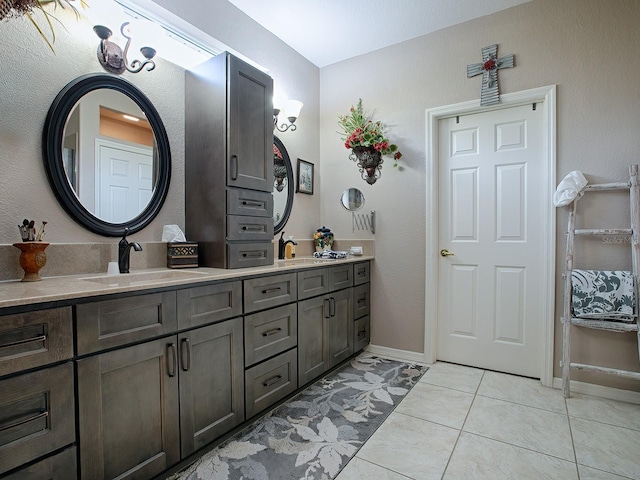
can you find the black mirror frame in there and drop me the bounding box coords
[42,73,171,237]
[273,135,294,235]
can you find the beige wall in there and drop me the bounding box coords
[319,0,640,390]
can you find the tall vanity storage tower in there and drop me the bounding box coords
[185,52,274,268]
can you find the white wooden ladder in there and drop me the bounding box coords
[561,164,640,398]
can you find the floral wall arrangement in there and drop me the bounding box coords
[338,98,402,185]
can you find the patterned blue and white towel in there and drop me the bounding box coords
[571,269,636,321]
[313,250,349,259]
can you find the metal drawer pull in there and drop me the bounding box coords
[358,330,367,338]
[0,410,48,432]
[180,338,191,372]
[242,252,264,258]
[230,154,238,181]
[242,226,264,232]
[167,343,177,377]
[0,334,46,350]
[262,287,282,294]
[357,268,366,276]
[330,297,336,317]
[324,298,331,318]
[241,200,265,208]
[262,327,282,337]
[262,375,283,387]
[357,298,367,304]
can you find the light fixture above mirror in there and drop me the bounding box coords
[94,21,157,74]
[273,99,303,132]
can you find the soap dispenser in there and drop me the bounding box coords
[285,236,296,259]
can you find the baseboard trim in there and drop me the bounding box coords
[552,377,640,404]
[365,344,429,365]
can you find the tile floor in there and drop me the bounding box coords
[335,362,640,480]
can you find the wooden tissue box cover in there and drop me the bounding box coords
[167,242,198,268]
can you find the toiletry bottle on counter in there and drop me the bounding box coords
[285,236,296,259]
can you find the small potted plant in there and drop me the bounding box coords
[338,98,402,184]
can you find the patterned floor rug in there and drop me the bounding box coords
[170,354,427,480]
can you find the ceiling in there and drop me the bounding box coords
[228,0,532,68]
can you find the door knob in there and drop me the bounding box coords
[440,249,455,257]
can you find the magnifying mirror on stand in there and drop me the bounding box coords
[340,188,375,234]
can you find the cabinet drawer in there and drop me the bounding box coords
[244,273,297,313]
[227,188,273,217]
[354,315,370,352]
[329,264,353,291]
[76,292,177,355]
[177,281,242,330]
[0,363,75,476]
[245,303,297,366]
[354,261,370,285]
[245,348,297,418]
[227,215,274,241]
[0,307,73,377]
[353,283,370,320]
[297,268,329,299]
[227,242,274,269]
[2,446,77,480]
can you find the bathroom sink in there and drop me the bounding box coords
[80,269,209,286]
[276,257,339,268]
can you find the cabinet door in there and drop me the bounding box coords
[179,318,244,457]
[0,363,75,476]
[77,338,180,480]
[227,53,273,192]
[328,288,353,368]
[297,295,330,386]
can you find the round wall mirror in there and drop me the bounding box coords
[273,136,294,234]
[340,187,365,211]
[43,73,171,236]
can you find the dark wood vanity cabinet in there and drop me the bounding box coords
[0,308,76,479]
[353,262,371,352]
[76,283,244,479]
[243,274,299,419]
[185,51,274,269]
[1,260,371,479]
[297,265,355,386]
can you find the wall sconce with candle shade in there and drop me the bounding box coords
[273,99,303,132]
[94,21,156,74]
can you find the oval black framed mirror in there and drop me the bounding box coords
[43,73,171,236]
[273,136,294,234]
[340,187,365,211]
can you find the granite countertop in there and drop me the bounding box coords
[0,256,373,310]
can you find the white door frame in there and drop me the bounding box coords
[425,85,557,387]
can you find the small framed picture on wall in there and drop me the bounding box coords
[296,159,314,195]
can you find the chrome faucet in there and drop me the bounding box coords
[278,231,297,260]
[118,228,143,273]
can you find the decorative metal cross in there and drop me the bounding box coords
[467,44,514,106]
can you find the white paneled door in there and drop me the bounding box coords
[437,103,544,377]
[96,141,153,223]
